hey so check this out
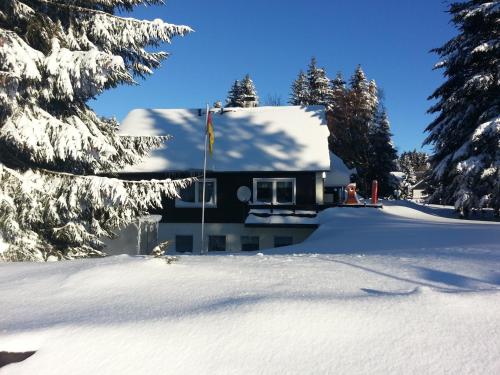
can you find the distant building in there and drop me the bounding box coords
[411,179,429,201]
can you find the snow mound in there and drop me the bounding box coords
[1,204,500,374]
[266,202,500,257]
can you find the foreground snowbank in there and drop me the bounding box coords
[1,204,499,374]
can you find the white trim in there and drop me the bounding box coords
[176,178,217,208]
[252,178,296,205]
[315,172,324,205]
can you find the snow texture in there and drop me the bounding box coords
[119,106,330,172]
[0,234,8,254]
[1,203,499,374]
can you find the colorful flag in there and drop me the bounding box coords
[207,110,214,156]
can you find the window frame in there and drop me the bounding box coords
[252,178,296,205]
[176,178,217,208]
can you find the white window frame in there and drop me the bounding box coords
[176,178,217,208]
[252,178,296,205]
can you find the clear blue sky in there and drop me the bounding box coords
[91,0,457,154]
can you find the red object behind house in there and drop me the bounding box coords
[345,183,359,205]
[371,180,378,204]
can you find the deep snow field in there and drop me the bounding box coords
[1,202,500,374]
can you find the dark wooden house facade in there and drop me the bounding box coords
[112,106,337,254]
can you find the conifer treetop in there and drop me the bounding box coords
[306,57,331,106]
[289,70,309,106]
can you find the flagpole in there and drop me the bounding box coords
[200,103,209,254]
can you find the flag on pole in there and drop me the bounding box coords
[206,110,215,156]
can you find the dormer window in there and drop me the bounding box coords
[253,178,296,205]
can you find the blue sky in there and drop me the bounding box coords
[91,0,457,154]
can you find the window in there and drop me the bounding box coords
[241,236,259,251]
[253,178,296,205]
[274,236,293,248]
[256,181,273,203]
[176,179,216,207]
[179,184,195,202]
[208,235,226,252]
[276,181,293,203]
[176,235,193,253]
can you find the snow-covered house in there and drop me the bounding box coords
[410,179,429,201]
[112,106,348,254]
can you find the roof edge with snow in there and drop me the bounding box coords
[119,106,331,173]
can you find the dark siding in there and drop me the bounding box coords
[120,171,319,223]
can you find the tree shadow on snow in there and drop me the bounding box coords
[413,266,500,289]
[360,287,420,297]
[319,258,500,294]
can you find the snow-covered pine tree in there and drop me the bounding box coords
[289,70,309,105]
[415,152,429,172]
[397,150,430,198]
[346,66,379,195]
[238,74,259,107]
[368,110,398,196]
[330,72,347,109]
[306,57,331,107]
[398,152,418,198]
[400,150,429,174]
[0,0,192,261]
[226,80,242,107]
[424,0,499,217]
[327,72,348,153]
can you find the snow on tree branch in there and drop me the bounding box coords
[425,0,499,217]
[0,0,193,260]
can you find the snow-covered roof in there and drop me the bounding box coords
[411,179,428,190]
[324,152,356,187]
[119,106,330,172]
[390,171,405,182]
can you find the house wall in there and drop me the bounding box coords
[324,186,347,204]
[127,171,322,224]
[104,217,160,256]
[108,171,325,255]
[158,223,316,254]
[104,224,142,256]
[413,189,427,200]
